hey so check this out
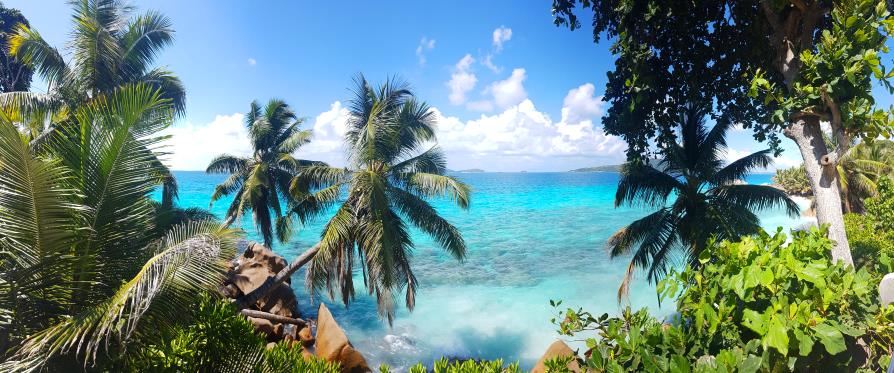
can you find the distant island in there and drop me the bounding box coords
[568,164,621,172]
[456,168,485,173]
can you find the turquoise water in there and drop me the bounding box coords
[169,171,811,369]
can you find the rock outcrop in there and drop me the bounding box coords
[224,242,298,340]
[531,340,581,373]
[315,303,370,373]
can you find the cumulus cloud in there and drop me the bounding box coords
[561,83,605,124]
[447,54,477,105]
[165,85,624,172]
[433,86,625,170]
[247,58,256,66]
[492,26,512,51]
[162,113,251,170]
[415,37,436,66]
[486,68,528,109]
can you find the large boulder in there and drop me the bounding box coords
[224,242,298,339]
[315,303,370,373]
[531,340,580,373]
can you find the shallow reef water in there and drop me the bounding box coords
[169,171,812,370]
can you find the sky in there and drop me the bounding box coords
[8,0,878,172]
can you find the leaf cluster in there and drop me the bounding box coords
[552,228,894,372]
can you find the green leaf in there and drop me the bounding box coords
[793,328,813,356]
[814,323,846,355]
[765,316,789,356]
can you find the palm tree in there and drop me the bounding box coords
[236,75,471,324]
[3,0,185,138]
[609,106,799,299]
[836,140,894,213]
[0,84,237,371]
[206,99,320,248]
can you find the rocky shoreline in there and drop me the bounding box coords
[221,242,370,372]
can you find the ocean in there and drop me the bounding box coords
[168,171,813,369]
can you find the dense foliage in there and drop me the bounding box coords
[847,177,894,272]
[553,228,894,372]
[124,294,340,373]
[772,166,811,196]
[552,0,894,265]
[609,105,797,297]
[0,2,32,93]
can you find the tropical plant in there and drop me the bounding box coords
[0,2,32,93]
[609,105,799,298]
[4,0,185,140]
[235,76,471,324]
[553,228,894,372]
[553,0,894,266]
[0,84,237,371]
[837,140,894,213]
[773,165,811,196]
[123,293,341,373]
[206,99,321,248]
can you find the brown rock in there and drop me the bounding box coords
[299,326,315,347]
[266,342,277,350]
[531,340,580,373]
[315,303,370,373]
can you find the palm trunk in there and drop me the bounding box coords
[235,242,321,310]
[784,117,854,266]
[239,309,307,327]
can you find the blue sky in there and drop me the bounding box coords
[10,0,879,171]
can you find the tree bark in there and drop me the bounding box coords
[235,242,321,310]
[784,117,854,266]
[239,309,307,327]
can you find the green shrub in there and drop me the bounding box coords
[553,228,894,372]
[865,177,894,232]
[122,294,338,373]
[772,165,811,196]
[380,358,519,373]
[847,177,894,277]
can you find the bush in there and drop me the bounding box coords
[122,294,339,372]
[378,358,520,373]
[772,165,811,196]
[848,177,894,276]
[553,228,894,372]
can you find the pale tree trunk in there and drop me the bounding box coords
[763,0,853,265]
[784,117,854,266]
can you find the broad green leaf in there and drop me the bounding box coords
[814,323,846,355]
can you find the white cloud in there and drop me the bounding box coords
[165,85,624,172]
[481,54,501,73]
[415,37,436,66]
[487,68,528,109]
[561,83,605,123]
[247,58,256,66]
[492,26,512,51]
[447,54,477,105]
[163,113,251,170]
[434,86,625,170]
[466,100,494,112]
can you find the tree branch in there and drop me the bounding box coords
[761,1,782,31]
[239,309,307,328]
[819,91,850,166]
[790,0,808,12]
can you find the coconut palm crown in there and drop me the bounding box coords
[290,75,471,323]
[206,99,319,248]
[609,106,799,299]
[5,0,185,124]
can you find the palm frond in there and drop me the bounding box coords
[402,172,471,209]
[712,184,800,217]
[4,221,238,371]
[118,11,174,81]
[206,154,250,174]
[615,163,682,208]
[8,25,68,87]
[711,149,773,186]
[388,186,466,260]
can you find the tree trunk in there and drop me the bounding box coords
[784,117,854,266]
[239,309,307,327]
[235,242,321,310]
